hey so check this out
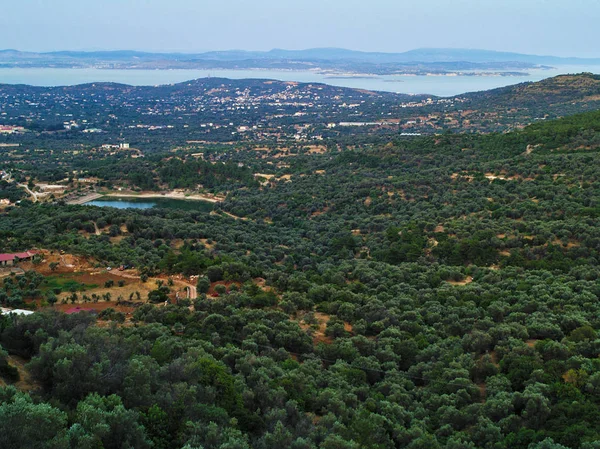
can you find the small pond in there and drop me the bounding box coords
[85,196,214,212]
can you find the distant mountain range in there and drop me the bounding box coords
[2,48,600,75]
[3,47,600,64]
[177,47,600,65]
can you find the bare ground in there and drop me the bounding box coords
[446,276,473,286]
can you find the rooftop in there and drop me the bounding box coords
[0,250,37,262]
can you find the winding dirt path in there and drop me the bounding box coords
[19,184,37,203]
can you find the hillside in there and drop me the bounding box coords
[3,74,600,142]
[466,73,600,107]
[1,104,600,448]
[428,73,600,131]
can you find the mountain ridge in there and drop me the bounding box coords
[2,47,600,68]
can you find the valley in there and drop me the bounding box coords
[0,74,599,449]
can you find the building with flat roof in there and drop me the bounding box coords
[1,308,34,316]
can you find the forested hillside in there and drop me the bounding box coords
[0,108,599,448]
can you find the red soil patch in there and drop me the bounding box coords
[207,281,241,297]
[525,339,539,348]
[51,301,137,315]
[310,207,329,218]
[297,312,333,345]
[253,277,278,294]
[74,271,130,285]
[64,306,97,314]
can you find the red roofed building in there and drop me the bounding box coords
[64,307,97,315]
[0,250,37,266]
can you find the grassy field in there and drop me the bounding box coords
[42,273,97,293]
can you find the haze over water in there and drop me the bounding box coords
[1,65,599,96]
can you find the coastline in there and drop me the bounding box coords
[1,65,597,96]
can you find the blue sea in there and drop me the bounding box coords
[0,66,599,96]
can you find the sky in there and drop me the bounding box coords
[1,0,598,57]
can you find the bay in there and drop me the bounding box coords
[1,66,599,96]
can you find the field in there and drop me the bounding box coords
[18,250,197,316]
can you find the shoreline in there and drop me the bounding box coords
[103,191,225,203]
[65,193,103,205]
[2,66,597,97]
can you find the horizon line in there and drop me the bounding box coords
[2,47,600,60]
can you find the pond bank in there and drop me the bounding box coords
[103,191,225,203]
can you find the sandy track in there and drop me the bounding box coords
[18,184,37,203]
[66,193,103,205]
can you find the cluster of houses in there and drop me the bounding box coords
[101,143,130,150]
[0,125,26,134]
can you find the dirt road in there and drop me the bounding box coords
[18,184,37,203]
[187,284,197,299]
[66,193,103,205]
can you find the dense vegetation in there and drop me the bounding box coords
[0,99,600,448]
[0,179,26,202]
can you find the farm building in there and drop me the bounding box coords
[0,250,37,266]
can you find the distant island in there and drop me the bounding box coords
[3,47,599,76]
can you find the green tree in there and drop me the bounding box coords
[196,276,211,294]
[0,387,69,449]
[69,393,151,449]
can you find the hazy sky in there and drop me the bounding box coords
[1,0,598,56]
